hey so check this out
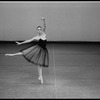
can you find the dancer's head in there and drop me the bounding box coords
[37,26,42,31]
[37,26,42,35]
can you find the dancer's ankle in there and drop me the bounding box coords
[38,77,41,80]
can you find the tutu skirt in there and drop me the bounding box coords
[21,44,49,67]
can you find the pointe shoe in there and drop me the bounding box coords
[38,76,43,84]
[40,77,43,84]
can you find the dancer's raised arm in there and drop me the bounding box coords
[41,17,46,33]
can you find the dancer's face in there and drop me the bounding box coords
[37,27,42,35]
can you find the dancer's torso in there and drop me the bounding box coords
[38,39,47,49]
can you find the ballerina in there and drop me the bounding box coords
[5,17,49,84]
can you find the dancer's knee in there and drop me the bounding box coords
[20,52,23,55]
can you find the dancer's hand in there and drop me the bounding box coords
[16,41,22,45]
[41,17,45,20]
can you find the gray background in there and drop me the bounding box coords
[0,1,100,41]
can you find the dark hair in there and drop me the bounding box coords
[37,26,42,30]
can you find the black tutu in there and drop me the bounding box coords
[20,39,49,67]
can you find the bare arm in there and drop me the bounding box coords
[16,36,40,45]
[41,17,46,33]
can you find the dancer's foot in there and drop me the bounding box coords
[5,54,14,56]
[40,77,43,84]
[38,76,43,84]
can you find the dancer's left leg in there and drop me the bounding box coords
[38,65,43,84]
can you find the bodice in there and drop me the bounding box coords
[38,39,47,49]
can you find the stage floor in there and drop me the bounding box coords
[0,41,100,98]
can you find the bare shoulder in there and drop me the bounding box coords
[33,35,40,40]
[40,32,47,40]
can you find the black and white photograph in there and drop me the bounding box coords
[0,1,100,98]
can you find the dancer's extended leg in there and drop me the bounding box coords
[5,52,23,56]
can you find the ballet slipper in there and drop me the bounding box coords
[40,77,43,84]
[38,76,43,84]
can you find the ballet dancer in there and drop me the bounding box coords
[5,17,49,84]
